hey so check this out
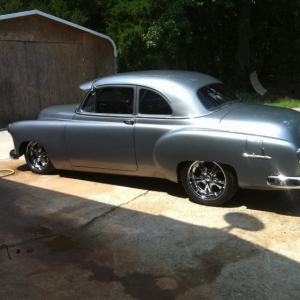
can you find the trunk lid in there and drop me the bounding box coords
[219,103,300,142]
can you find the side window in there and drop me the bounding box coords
[81,87,134,114]
[81,91,96,112]
[139,89,172,115]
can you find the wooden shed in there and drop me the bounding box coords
[0,10,117,127]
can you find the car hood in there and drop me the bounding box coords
[38,104,78,120]
[219,103,300,142]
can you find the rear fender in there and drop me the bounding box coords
[154,128,297,189]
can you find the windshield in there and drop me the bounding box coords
[197,84,238,111]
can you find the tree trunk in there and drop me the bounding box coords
[235,0,251,89]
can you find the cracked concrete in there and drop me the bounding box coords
[59,190,151,236]
[1,131,300,300]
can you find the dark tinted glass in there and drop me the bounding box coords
[81,87,134,114]
[139,89,172,115]
[197,84,238,111]
[81,91,96,112]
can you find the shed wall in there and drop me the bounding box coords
[0,15,115,127]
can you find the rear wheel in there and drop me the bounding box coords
[181,161,238,206]
[25,142,54,174]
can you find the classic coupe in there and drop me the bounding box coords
[7,71,300,206]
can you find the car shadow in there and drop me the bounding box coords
[0,177,299,299]
[59,170,300,217]
[17,164,187,198]
[227,188,300,217]
[16,163,300,217]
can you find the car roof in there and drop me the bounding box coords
[80,70,222,117]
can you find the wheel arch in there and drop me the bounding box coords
[19,141,30,157]
[154,129,246,182]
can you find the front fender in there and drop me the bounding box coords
[9,120,72,170]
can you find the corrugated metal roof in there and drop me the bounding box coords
[0,10,117,58]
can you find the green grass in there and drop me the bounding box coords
[264,99,300,109]
[236,91,300,109]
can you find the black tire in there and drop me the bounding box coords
[181,161,238,206]
[25,141,54,174]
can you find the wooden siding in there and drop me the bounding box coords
[0,15,114,127]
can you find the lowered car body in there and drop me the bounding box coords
[8,70,300,206]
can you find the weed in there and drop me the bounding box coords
[235,91,300,108]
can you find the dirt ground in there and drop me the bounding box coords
[1,130,300,300]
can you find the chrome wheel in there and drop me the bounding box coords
[188,161,226,200]
[25,142,54,174]
[181,161,237,206]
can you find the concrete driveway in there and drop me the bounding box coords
[0,130,300,300]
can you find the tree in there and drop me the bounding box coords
[0,0,88,25]
[1,0,299,86]
[29,0,88,24]
[103,0,154,71]
[235,0,251,89]
[104,0,239,75]
[251,0,300,81]
[0,0,24,14]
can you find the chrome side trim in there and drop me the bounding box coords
[297,149,300,164]
[267,175,300,189]
[242,153,272,160]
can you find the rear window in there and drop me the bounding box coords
[197,84,238,111]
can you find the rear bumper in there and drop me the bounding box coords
[267,175,300,189]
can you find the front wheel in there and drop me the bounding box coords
[25,142,54,174]
[181,161,238,206]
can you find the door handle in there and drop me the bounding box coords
[124,119,135,125]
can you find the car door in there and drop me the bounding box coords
[65,85,137,171]
[134,87,184,176]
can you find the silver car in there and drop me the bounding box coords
[7,70,300,206]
